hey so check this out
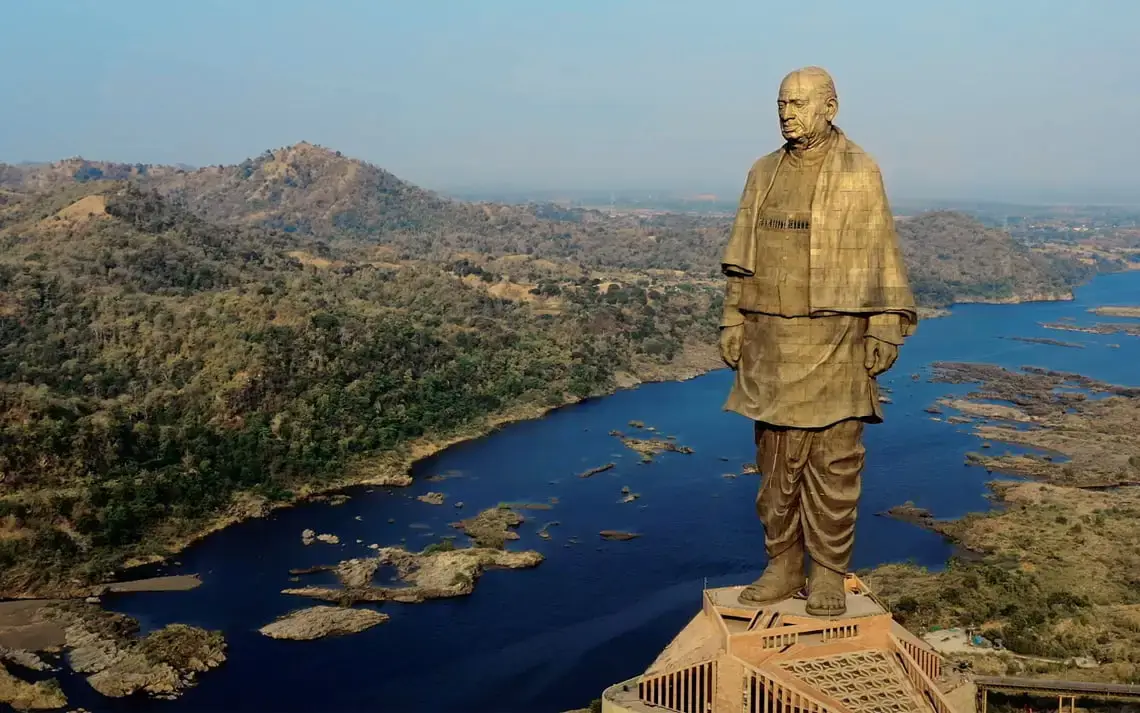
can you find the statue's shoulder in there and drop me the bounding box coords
[748,147,784,175]
[833,132,883,176]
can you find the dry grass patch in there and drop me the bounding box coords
[286,250,345,270]
[866,484,1140,682]
[458,275,562,313]
[54,194,106,221]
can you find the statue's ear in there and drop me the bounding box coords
[825,97,839,123]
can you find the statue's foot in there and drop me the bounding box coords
[738,552,804,606]
[804,561,847,617]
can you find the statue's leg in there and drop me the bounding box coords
[801,418,864,616]
[739,423,811,606]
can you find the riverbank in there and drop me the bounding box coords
[130,343,723,574]
[0,341,723,603]
[867,361,1140,685]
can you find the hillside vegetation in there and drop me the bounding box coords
[898,211,1099,305]
[0,183,719,594]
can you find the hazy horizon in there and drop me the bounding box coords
[3,0,1138,204]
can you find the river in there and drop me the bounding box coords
[62,271,1140,712]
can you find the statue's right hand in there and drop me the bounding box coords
[719,324,744,370]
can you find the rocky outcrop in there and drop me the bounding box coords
[46,604,224,700]
[364,472,414,487]
[0,661,66,710]
[599,530,639,541]
[875,502,970,545]
[617,437,694,462]
[452,506,524,549]
[0,649,51,672]
[916,306,951,319]
[259,606,388,640]
[225,492,273,520]
[307,494,351,506]
[577,463,615,478]
[282,546,543,604]
[877,502,936,528]
[940,398,1035,423]
[301,529,340,545]
[417,492,445,505]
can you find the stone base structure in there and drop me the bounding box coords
[601,575,958,713]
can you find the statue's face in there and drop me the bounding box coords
[777,73,836,144]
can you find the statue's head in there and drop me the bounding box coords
[777,66,838,146]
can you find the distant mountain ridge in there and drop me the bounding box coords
[0,144,458,232]
[0,143,1106,300]
[0,157,185,192]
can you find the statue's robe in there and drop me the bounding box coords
[721,126,917,326]
[719,127,917,573]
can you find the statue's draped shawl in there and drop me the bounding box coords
[721,127,917,336]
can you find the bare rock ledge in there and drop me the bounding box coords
[259,606,388,641]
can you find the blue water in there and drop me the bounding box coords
[63,272,1140,713]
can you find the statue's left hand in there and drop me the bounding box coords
[864,336,898,377]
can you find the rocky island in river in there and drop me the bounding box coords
[283,506,543,605]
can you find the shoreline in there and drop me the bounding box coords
[950,289,1074,306]
[92,344,726,591]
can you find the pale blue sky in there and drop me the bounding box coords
[2,1,1137,202]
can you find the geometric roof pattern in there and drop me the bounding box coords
[777,650,928,713]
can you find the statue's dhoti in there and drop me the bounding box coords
[754,418,864,573]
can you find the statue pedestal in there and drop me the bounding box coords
[600,575,957,713]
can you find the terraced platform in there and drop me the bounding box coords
[600,575,956,713]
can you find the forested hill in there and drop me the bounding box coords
[0,183,721,594]
[897,211,1100,305]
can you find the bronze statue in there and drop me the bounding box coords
[719,66,917,616]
